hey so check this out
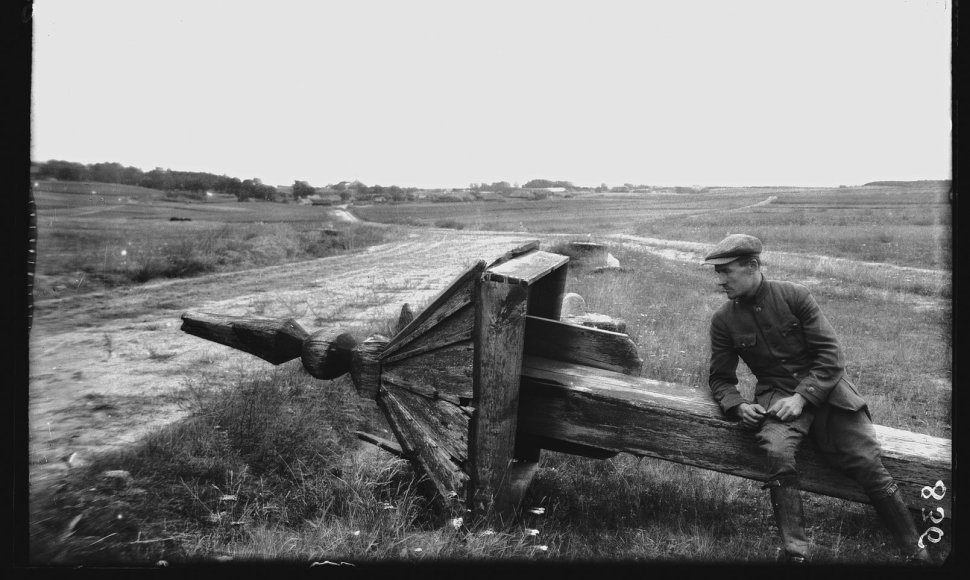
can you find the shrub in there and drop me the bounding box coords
[128,238,216,282]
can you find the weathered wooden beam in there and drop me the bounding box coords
[516,355,952,516]
[478,249,572,501]
[377,385,469,501]
[355,431,406,459]
[180,312,308,364]
[515,433,618,460]
[381,340,474,403]
[468,280,529,521]
[484,251,569,286]
[521,312,639,462]
[381,261,483,358]
[381,304,474,364]
[484,240,541,270]
[525,258,568,320]
[524,315,642,375]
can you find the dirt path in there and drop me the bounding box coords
[28,230,538,493]
[607,233,950,310]
[332,204,361,223]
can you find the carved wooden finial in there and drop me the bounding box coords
[181,310,391,398]
[350,335,388,399]
[301,331,359,380]
[180,312,309,364]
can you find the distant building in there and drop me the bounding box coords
[309,193,343,206]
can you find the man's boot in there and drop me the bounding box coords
[768,483,810,563]
[870,486,932,564]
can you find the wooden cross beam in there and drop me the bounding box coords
[515,355,952,517]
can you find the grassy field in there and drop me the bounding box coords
[33,181,389,297]
[28,180,952,566]
[354,182,951,270]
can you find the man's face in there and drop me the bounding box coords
[713,260,759,300]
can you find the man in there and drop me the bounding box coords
[704,233,930,564]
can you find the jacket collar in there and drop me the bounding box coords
[736,275,769,307]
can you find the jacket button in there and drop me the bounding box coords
[808,387,815,393]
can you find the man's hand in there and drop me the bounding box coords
[766,394,807,422]
[736,403,767,429]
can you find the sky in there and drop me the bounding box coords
[31,0,952,189]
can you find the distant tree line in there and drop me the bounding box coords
[35,160,434,204]
[38,159,681,204]
[34,160,279,201]
[314,180,419,202]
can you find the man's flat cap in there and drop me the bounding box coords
[703,234,763,265]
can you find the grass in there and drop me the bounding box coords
[354,182,951,270]
[31,360,946,565]
[557,243,950,437]
[29,236,951,565]
[27,180,951,566]
[32,180,392,298]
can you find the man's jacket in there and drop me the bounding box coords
[708,277,867,418]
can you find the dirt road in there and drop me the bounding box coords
[28,230,540,492]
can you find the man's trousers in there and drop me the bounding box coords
[755,404,896,498]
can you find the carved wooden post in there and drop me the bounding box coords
[469,279,528,521]
[467,246,570,522]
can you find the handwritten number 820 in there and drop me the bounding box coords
[917,481,946,549]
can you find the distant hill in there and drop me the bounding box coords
[863,179,951,187]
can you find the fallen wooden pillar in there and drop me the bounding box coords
[516,355,952,517]
[180,312,308,364]
[181,248,952,523]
